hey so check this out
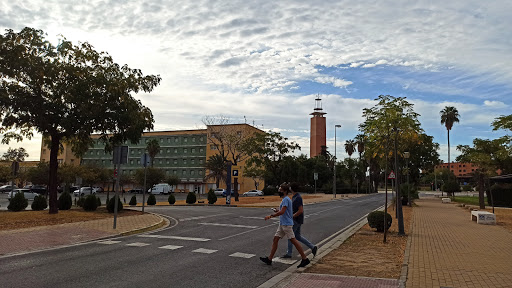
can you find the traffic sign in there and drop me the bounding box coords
[387,171,396,179]
[314,173,318,180]
[232,169,239,177]
[141,153,150,167]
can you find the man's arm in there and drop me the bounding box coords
[265,206,287,220]
[293,205,303,218]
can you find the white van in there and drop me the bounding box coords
[150,183,172,195]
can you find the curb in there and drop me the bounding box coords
[258,205,384,288]
[399,208,414,288]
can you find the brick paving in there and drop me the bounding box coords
[406,199,512,288]
[0,213,163,257]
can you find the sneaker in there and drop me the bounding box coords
[312,246,318,257]
[297,258,310,268]
[260,256,272,265]
[281,254,292,259]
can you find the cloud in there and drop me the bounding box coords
[314,76,353,88]
[483,100,507,108]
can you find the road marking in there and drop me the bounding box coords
[272,257,297,265]
[199,223,258,229]
[138,235,210,242]
[192,248,217,254]
[159,245,183,250]
[218,223,277,240]
[229,252,255,259]
[239,216,264,220]
[179,213,232,221]
[126,242,150,247]
[97,240,121,245]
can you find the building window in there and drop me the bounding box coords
[182,170,186,175]
[166,170,169,175]
[174,159,178,164]
[191,170,195,176]
[184,148,187,153]
[175,137,179,142]
[173,170,177,174]
[168,138,171,143]
[191,159,195,164]
[192,137,196,142]
[159,160,163,164]
[137,160,140,164]
[174,148,178,153]
[130,160,134,165]
[200,148,204,153]
[199,159,203,164]
[184,137,188,143]
[131,150,134,155]
[160,138,164,143]
[210,145,217,150]
[183,159,187,165]
[160,149,163,154]
[138,149,142,154]
[199,170,203,175]
[167,149,170,153]
[166,160,170,164]
[96,151,100,155]
[200,137,203,141]
[191,148,196,153]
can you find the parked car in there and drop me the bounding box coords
[93,186,104,192]
[150,183,172,195]
[30,185,48,195]
[128,188,143,194]
[222,189,235,197]
[73,187,98,197]
[8,189,39,200]
[243,190,263,197]
[0,185,18,193]
[213,188,225,196]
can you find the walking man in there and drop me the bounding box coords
[282,182,318,258]
[260,183,310,268]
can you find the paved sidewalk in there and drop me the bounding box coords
[406,198,512,288]
[277,273,399,288]
[0,213,166,257]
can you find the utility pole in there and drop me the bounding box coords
[394,127,405,235]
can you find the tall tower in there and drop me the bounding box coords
[310,95,326,157]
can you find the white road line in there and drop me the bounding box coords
[218,223,278,240]
[192,248,218,254]
[126,242,150,247]
[138,235,210,242]
[179,213,232,221]
[159,245,183,250]
[272,257,297,265]
[239,216,264,220]
[229,252,255,259]
[97,240,121,245]
[199,223,258,229]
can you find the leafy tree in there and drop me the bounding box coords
[166,175,180,191]
[146,138,160,167]
[203,154,226,188]
[26,162,50,186]
[0,28,160,213]
[440,106,460,165]
[1,147,28,162]
[344,140,355,158]
[0,165,10,183]
[134,167,165,191]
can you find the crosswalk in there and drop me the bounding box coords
[96,236,298,266]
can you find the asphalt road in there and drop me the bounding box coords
[0,193,385,288]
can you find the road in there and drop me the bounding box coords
[0,193,385,288]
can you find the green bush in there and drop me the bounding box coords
[367,211,392,232]
[58,192,72,210]
[77,197,85,207]
[442,181,461,195]
[168,194,176,205]
[107,196,124,213]
[31,195,48,211]
[207,189,217,204]
[400,183,418,205]
[147,194,156,205]
[96,196,102,207]
[186,192,197,204]
[462,184,473,192]
[83,194,98,211]
[8,192,28,211]
[129,195,137,206]
[262,187,278,196]
[489,184,512,208]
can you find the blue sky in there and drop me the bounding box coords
[1,0,511,162]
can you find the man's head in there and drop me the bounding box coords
[289,182,299,193]
[279,183,290,197]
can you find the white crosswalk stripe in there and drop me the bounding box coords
[126,242,151,247]
[272,257,297,265]
[159,245,183,250]
[229,252,255,259]
[139,235,210,242]
[199,223,258,229]
[192,248,218,254]
[97,240,121,245]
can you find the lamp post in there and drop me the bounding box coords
[333,124,341,198]
[404,151,410,206]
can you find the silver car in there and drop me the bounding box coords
[8,189,40,200]
[73,187,97,197]
[243,190,264,197]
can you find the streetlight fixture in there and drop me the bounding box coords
[404,151,410,206]
[333,124,341,198]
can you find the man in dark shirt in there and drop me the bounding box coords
[282,182,318,258]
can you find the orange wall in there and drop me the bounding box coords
[310,116,326,157]
[435,162,478,177]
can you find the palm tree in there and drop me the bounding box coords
[344,140,356,158]
[204,154,226,188]
[146,138,160,167]
[440,106,460,164]
[355,134,366,193]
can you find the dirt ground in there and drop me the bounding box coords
[459,205,512,233]
[0,208,142,231]
[306,204,413,279]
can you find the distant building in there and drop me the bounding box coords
[40,124,264,193]
[435,162,478,180]
[310,96,326,158]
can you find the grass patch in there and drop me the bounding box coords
[453,196,487,206]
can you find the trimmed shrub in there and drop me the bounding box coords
[207,188,217,204]
[462,184,473,192]
[31,195,48,211]
[400,183,418,205]
[58,192,72,210]
[129,195,137,206]
[107,196,124,213]
[83,194,98,211]
[8,192,28,211]
[96,196,102,207]
[168,194,176,205]
[77,197,85,207]
[489,184,512,208]
[442,181,461,195]
[147,194,156,205]
[186,192,197,204]
[367,211,392,232]
[262,187,278,196]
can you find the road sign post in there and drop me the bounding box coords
[225,162,232,205]
[232,169,239,202]
[113,146,128,229]
[314,173,318,194]
[141,153,150,213]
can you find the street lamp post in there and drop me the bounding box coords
[404,151,410,206]
[333,124,341,198]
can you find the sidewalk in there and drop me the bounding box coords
[0,213,166,257]
[406,198,512,288]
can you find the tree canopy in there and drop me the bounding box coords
[1,147,29,162]
[0,27,161,213]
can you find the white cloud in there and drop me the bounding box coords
[314,76,353,88]
[483,100,507,108]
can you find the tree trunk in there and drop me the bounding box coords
[478,174,485,209]
[48,135,61,214]
[447,129,450,165]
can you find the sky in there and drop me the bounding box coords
[1,0,511,162]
